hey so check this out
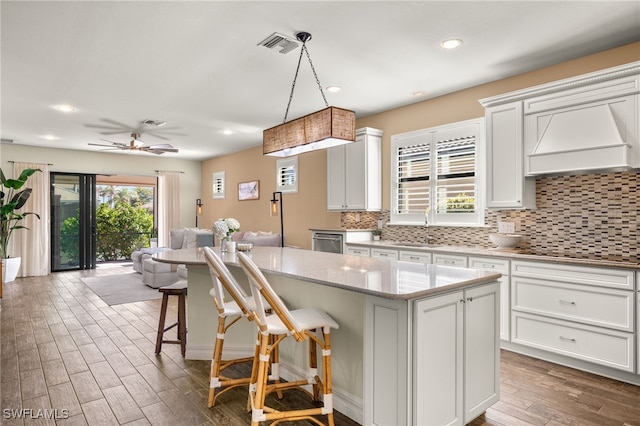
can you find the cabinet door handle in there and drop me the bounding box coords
[559,300,576,306]
[460,299,466,304]
[467,297,473,302]
[559,336,576,343]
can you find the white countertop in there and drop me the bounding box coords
[153,246,501,300]
[346,240,640,270]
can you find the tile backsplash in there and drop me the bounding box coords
[341,171,639,262]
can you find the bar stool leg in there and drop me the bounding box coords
[155,293,170,354]
[178,292,187,356]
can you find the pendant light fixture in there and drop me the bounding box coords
[263,31,355,157]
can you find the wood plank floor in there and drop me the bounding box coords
[1,263,639,425]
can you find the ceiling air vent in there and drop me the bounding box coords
[257,32,299,54]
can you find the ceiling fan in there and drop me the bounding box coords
[88,133,179,155]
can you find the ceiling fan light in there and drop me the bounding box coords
[53,104,77,113]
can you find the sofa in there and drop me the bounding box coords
[132,228,214,288]
[226,231,283,247]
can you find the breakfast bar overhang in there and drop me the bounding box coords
[154,247,502,425]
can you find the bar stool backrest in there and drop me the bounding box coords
[237,252,304,341]
[203,247,253,318]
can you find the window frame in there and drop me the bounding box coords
[212,171,225,199]
[390,118,485,227]
[276,156,298,194]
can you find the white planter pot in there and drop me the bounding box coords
[2,257,21,283]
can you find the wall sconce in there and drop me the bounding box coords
[195,198,203,227]
[263,31,355,157]
[270,191,285,247]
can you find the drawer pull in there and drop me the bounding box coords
[409,256,420,260]
[559,336,576,343]
[559,300,576,306]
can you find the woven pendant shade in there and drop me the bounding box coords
[263,106,355,157]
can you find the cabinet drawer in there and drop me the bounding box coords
[399,251,431,264]
[432,253,467,267]
[512,277,634,332]
[511,260,635,290]
[512,312,635,372]
[346,246,371,257]
[371,248,398,260]
[468,256,510,275]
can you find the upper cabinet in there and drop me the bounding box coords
[482,100,536,209]
[480,61,639,207]
[327,127,383,211]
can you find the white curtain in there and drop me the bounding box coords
[9,162,50,277]
[157,171,181,247]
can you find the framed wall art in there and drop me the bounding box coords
[238,180,260,200]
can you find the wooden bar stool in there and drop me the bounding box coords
[155,281,188,357]
[203,247,282,408]
[237,251,339,426]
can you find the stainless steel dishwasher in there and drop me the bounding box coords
[312,232,344,254]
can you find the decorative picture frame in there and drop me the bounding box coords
[238,180,260,200]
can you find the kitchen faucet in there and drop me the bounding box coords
[424,214,432,244]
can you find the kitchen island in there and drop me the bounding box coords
[154,246,502,425]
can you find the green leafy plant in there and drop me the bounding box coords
[0,168,42,258]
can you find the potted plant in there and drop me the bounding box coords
[372,229,382,241]
[0,167,41,283]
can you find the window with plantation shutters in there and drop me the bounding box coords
[212,171,225,199]
[391,118,484,226]
[276,156,298,193]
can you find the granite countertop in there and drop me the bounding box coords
[346,240,640,271]
[153,246,502,301]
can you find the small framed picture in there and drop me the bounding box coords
[238,180,260,200]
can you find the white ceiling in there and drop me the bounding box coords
[2,1,639,161]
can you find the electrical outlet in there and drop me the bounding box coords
[498,221,515,233]
[355,212,361,222]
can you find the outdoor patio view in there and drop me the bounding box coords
[57,183,156,267]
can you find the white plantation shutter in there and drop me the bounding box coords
[276,157,298,193]
[435,135,476,214]
[396,142,430,214]
[212,171,225,199]
[392,118,483,226]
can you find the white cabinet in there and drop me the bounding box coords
[371,248,398,260]
[327,127,383,211]
[432,252,468,268]
[346,246,371,257]
[482,101,536,209]
[469,256,511,341]
[414,282,500,425]
[510,260,636,372]
[399,250,431,264]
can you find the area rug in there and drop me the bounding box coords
[81,272,163,305]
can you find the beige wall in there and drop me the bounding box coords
[202,42,640,250]
[200,147,341,249]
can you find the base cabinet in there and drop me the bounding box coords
[414,282,500,425]
[365,282,500,426]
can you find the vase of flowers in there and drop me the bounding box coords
[213,218,240,252]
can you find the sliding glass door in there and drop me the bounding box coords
[51,173,97,271]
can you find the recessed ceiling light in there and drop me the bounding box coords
[220,129,234,135]
[439,39,463,49]
[411,90,427,97]
[53,104,77,113]
[326,86,342,93]
[40,134,59,140]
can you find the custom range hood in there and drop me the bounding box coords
[524,97,634,175]
[523,63,640,176]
